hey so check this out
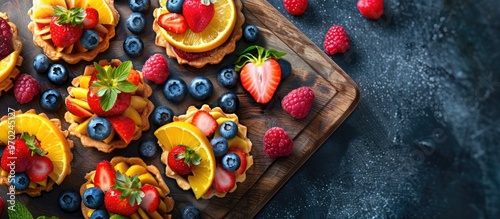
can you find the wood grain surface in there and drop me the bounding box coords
[0,0,359,218]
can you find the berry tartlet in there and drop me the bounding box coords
[154,104,253,199]
[0,109,73,197]
[64,59,154,153]
[27,0,119,64]
[152,0,245,68]
[80,156,174,218]
[0,12,23,96]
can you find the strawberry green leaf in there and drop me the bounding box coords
[91,61,137,111]
[234,45,286,71]
[21,132,47,156]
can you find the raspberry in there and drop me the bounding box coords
[142,54,169,84]
[357,0,384,20]
[283,0,308,16]
[263,127,293,158]
[0,17,13,60]
[14,74,40,104]
[281,86,315,119]
[323,25,350,55]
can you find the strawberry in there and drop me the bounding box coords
[87,61,137,117]
[235,45,287,104]
[167,145,201,175]
[0,196,4,215]
[139,184,160,213]
[94,160,116,192]
[281,86,315,119]
[50,6,84,48]
[213,164,235,193]
[227,148,247,175]
[107,116,136,144]
[0,139,30,172]
[158,13,187,34]
[65,98,93,117]
[357,0,384,20]
[104,188,139,216]
[182,0,215,33]
[104,172,143,216]
[83,8,99,29]
[26,155,53,182]
[191,110,217,136]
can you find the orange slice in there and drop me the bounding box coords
[0,51,18,83]
[0,113,72,185]
[157,0,237,52]
[154,121,216,199]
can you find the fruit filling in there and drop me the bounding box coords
[0,12,23,96]
[154,104,253,199]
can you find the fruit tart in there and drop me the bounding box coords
[27,0,119,64]
[0,109,73,197]
[152,0,245,68]
[80,157,174,218]
[0,12,23,96]
[64,59,154,153]
[154,104,253,199]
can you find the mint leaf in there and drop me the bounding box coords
[117,81,137,93]
[8,202,34,219]
[100,89,118,111]
[37,216,59,219]
[110,215,129,219]
[115,61,133,81]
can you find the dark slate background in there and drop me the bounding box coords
[257,0,500,218]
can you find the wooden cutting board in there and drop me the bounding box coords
[0,0,359,218]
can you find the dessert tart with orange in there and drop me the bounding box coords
[0,109,73,197]
[80,156,174,218]
[64,59,154,153]
[152,0,244,68]
[0,12,23,96]
[154,104,253,199]
[27,0,119,64]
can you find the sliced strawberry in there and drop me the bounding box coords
[26,155,54,182]
[83,8,99,29]
[107,116,136,144]
[65,98,93,117]
[94,160,116,192]
[213,164,236,193]
[182,0,215,33]
[158,13,188,34]
[191,110,217,136]
[227,148,247,175]
[235,46,287,104]
[139,184,160,213]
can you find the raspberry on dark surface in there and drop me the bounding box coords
[263,127,294,158]
[283,0,308,16]
[142,54,169,84]
[323,25,350,55]
[14,74,40,104]
[281,86,315,119]
[0,17,13,60]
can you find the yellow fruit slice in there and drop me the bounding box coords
[81,0,116,25]
[34,0,67,8]
[154,122,216,199]
[0,51,18,83]
[0,113,71,185]
[157,0,237,52]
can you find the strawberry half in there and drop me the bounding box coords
[191,110,217,136]
[104,172,143,216]
[50,6,84,48]
[235,45,287,104]
[140,184,160,213]
[158,13,187,34]
[107,116,136,144]
[94,160,116,192]
[83,8,99,29]
[182,0,215,33]
[167,145,201,175]
[213,164,235,193]
[227,148,247,175]
[26,155,53,182]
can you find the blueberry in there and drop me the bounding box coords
[90,209,110,219]
[243,24,259,42]
[80,29,99,50]
[221,152,241,172]
[181,205,200,219]
[278,59,292,79]
[167,0,184,13]
[129,0,150,13]
[210,137,228,157]
[59,190,81,213]
[40,89,63,111]
[87,117,112,141]
[163,77,188,103]
[219,121,238,139]
[11,172,29,190]
[189,76,213,101]
[47,63,69,85]
[138,138,159,158]
[33,54,50,73]
[218,91,239,113]
[217,67,238,88]
[82,187,105,209]
[152,105,174,126]
[126,12,146,34]
[123,36,144,57]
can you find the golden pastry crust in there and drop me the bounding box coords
[0,12,23,96]
[152,0,244,68]
[65,59,154,153]
[159,104,253,199]
[0,109,74,197]
[27,0,119,64]
[80,156,174,219]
